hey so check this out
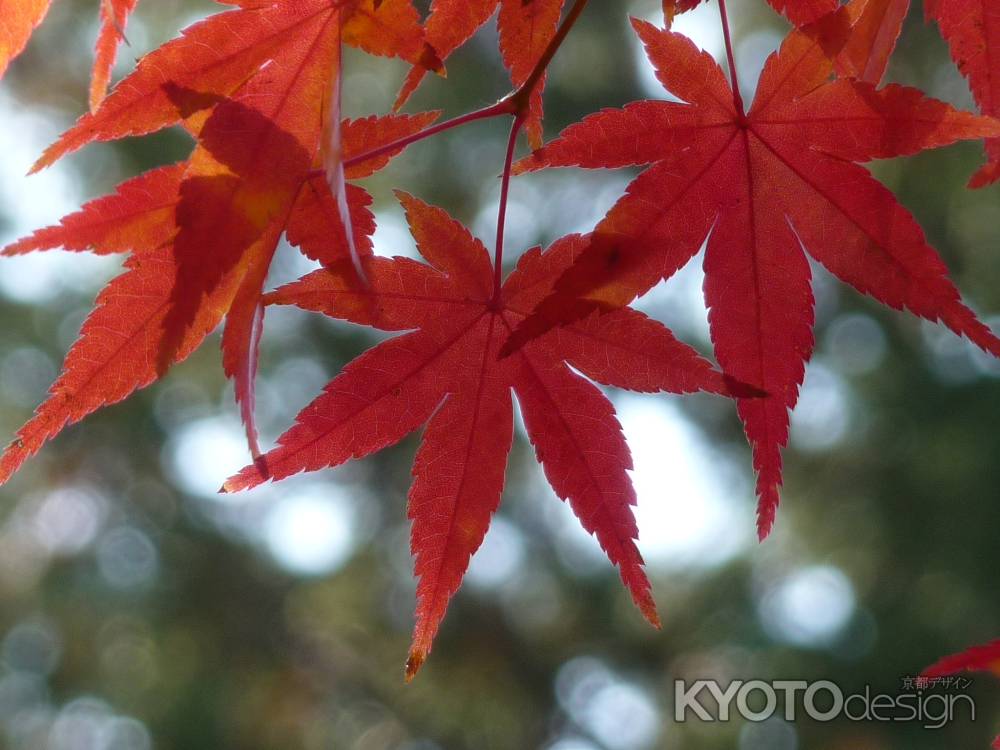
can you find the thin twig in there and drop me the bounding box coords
[493,115,526,301]
[717,0,746,116]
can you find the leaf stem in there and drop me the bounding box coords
[490,0,588,297]
[717,0,746,116]
[342,100,516,170]
[493,115,525,303]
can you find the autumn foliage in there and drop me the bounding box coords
[1,0,999,684]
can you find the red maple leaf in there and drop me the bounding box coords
[222,192,745,678]
[923,639,1000,748]
[0,112,434,485]
[503,11,1000,539]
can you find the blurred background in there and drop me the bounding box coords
[0,0,998,748]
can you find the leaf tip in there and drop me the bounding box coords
[404,650,426,682]
[628,15,654,34]
[511,150,545,176]
[219,476,241,494]
[27,157,48,176]
[392,188,416,206]
[756,503,777,542]
[0,441,28,488]
[968,159,1000,190]
[219,472,249,495]
[642,602,662,630]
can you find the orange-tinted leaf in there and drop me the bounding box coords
[34,0,432,172]
[166,15,434,453]
[0,106,430,482]
[0,243,242,485]
[225,194,736,676]
[508,14,1000,538]
[164,13,339,438]
[0,0,51,79]
[2,163,184,256]
[926,0,1000,187]
[25,0,439,460]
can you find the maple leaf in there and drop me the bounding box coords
[923,638,1000,749]
[0,111,435,485]
[503,12,1000,539]
[222,192,744,679]
[926,0,1000,187]
[395,0,565,148]
[28,0,442,459]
